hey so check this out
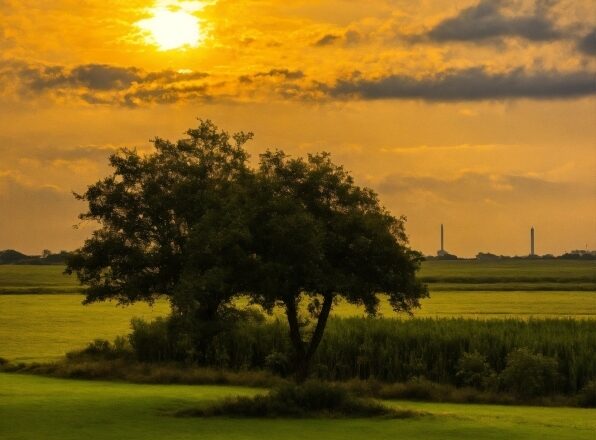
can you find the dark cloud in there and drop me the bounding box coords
[577,29,596,56]
[70,64,141,90]
[239,69,305,84]
[425,0,560,43]
[0,60,211,106]
[314,34,340,46]
[17,63,141,92]
[254,69,304,80]
[327,67,596,101]
[313,30,361,47]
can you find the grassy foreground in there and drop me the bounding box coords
[1,373,594,440]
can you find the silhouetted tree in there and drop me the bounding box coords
[67,120,427,375]
[247,151,428,381]
[66,121,254,340]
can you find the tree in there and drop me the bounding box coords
[67,120,428,376]
[66,120,254,339]
[247,151,428,381]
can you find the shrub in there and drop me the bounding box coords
[499,348,560,398]
[456,351,495,390]
[180,381,415,418]
[67,337,132,361]
[0,357,8,366]
[264,351,290,377]
[576,380,596,408]
[129,317,183,362]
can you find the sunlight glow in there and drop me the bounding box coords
[137,6,204,51]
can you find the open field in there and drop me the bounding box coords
[1,373,594,440]
[1,260,594,294]
[2,291,595,363]
[0,265,82,294]
[419,260,596,282]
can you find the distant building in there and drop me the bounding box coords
[437,224,458,259]
[530,227,535,257]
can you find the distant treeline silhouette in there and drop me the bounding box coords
[1,248,593,265]
[427,250,596,261]
[0,249,72,265]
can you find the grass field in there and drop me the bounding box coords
[1,291,595,363]
[419,260,596,282]
[1,260,594,294]
[1,373,594,440]
[0,265,82,294]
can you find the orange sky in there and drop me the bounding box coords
[0,0,595,257]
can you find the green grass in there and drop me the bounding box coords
[1,373,594,440]
[420,260,596,283]
[1,260,594,294]
[2,291,595,363]
[0,265,81,294]
[335,291,596,319]
[0,295,168,362]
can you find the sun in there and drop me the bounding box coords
[137,7,204,51]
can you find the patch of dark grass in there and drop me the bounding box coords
[178,381,418,418]
[576,380,596,408]
[2,358,282,388]
[340,377,574,407]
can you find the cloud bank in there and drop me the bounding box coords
[327,67,596,101]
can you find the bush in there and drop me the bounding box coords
[264,351,290,377]
[0,357,8,366]
[180,381,415,418]
[129,317,183,362]
[499,348,560,398]
[456,352,495,390]
[67,337,132,361]
[576,380,596,408]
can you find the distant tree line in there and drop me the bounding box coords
[425,250,596,261]
[0,249,72,265]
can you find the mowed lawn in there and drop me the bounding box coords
[1,373,594,440]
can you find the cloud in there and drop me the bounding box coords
[314,34,341,46]
[17,63,142,92]
[377,172,581,203]
[424,0,561,43]
[577,29,596,56]
[326,67,596,101]
[253,69,305,80]
[1,60,211,106]
[313,30,361,47]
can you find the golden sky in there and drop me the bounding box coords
[0,0,595,256]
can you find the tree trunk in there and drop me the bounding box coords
[286,293,333,383]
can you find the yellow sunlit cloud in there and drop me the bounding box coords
[136,7,204,51]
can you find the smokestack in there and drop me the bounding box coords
[441,224,444,252]
[530,226,535,256]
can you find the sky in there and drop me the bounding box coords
[0,0,594,257]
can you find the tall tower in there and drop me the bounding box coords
[530,226,535,256]
[441,224,444,252]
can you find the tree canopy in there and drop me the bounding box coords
[67,120,428,379]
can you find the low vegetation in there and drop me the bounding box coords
[179,381,410,418]
[4,315,593,406]
[117,316,595,397]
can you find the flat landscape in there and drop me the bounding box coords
[1,373,594,440]
[1,260,595,362]
[1,260,594,440]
